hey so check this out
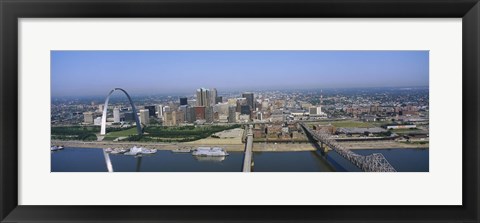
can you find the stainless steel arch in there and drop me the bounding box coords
[100,88,142,136]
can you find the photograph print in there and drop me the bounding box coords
[50,50,429,172]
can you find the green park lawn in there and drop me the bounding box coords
[106,127,138,137]
[52,124,242,142]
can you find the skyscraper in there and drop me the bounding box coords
[113,107,120,123]
[242,92,255,111]
[240,105,251,115]
[196,88,210,107]
[228,106,236,123]
[236,98,247,113]
[205,106,213,123]
[157,105,164,119]
[139,109,150,125]
[186,107,196,123]
[173,111,185,125]
[180,97,188,106]
[144,105,156,117]
[178,105,189,122]
[194,106,206,120]
[210,88,217,105]
[163,111,174,126]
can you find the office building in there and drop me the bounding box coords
[240,105,251,115]
[194,106,206,120]
[139,109,150,125]
[196,88,211,107]
[180,97,188,106]
[214,103,229,116]
[144,105,156,117]
[309,106,323,115]
[228,106,236,123]
[205,106,214,123]
[178,105,189,122]
[113,107,120,123]
[157,105,164,119]
[236,98,247,112]
[210,88,217,105]
[242,92,255,111]
[173,111,185,125]
[163,111,174,126]
[186,106,196,123]
[83,112,94,124]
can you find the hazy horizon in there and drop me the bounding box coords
[51,50,429,97]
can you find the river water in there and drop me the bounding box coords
[51,147,428,172]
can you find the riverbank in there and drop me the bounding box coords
[51,140,246,151]
[52,139,427,152]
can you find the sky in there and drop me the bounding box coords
[51,50,429,97]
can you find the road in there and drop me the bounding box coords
[242,126,254,172]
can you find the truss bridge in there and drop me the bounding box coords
[299,122,396,172]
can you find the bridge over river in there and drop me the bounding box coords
[299,122,397,172]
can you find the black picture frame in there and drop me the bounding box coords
[1,0,479,222]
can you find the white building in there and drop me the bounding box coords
[210,88,217,105]
[93,117,102,126]
[139,109,150,125]
[157,105,164,119]
[113,107,120,123]
[309,106,323,115]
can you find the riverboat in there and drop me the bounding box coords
[141,148,157,154]
[50,146,64,151]
[124,146,157,155]
[110,148,128,154]
[192,147,229,157]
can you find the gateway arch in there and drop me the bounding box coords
[100,88,142,136]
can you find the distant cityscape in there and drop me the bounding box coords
[51,87,428,143]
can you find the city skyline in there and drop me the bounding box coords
[51,50,429,97]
